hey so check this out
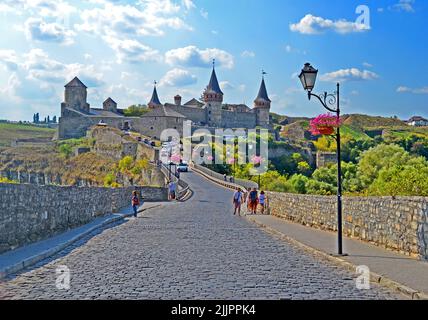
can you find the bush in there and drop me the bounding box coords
[59,144,73,158]
[118,156,134,173]
[0,177,18,184]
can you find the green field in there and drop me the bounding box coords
[0,123,56,147]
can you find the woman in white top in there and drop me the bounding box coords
[259,191,267,215]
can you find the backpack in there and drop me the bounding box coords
[132,196,139,206]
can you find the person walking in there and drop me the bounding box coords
[131,190,140,218]
[232,188,243,216]
[259,191,267,215]
[248,188,259,215]
[168,180,176,200]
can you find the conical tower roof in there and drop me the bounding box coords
[255,77,271,103]
[206,66,223,95]
[148,83,162,106]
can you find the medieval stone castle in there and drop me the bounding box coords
[58,65,272,140]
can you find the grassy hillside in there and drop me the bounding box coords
[280,114,427,144]
[341,114,406,129]
[0,123,56,147]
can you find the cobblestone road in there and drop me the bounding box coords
[0,171,403,299]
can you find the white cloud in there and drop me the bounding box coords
[220,81,234,90]
[390,0,415,12]
[76,0,192,38]
[284,44,306,55]
[10,49,105,88]
[24,17,76,45]
[320,68,379,82]
[1,0,76,18]
[290,14,370,35]
[182,0,196,11]
[165,46,234,69]
[159,68,197,87]
[397,86,428,94]
[362,62,373,68]
[0,50,19,71]
[241,50,255,58]
[103,35,160,64]
[200,8,208,19]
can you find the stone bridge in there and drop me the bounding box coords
[0,169,404,300]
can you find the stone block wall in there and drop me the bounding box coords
[267,192,428,260]
[0,183,167,254]
[221,110,257,129]
[316,152,338,168]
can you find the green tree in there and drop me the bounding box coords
[287,174,309,194]
[305,179,335,195]
[59,143,73,158]
[357,144,414,188]
[368,159,428,196]
[297,161,311,176]
[118,156,134,174]
[123,105,150,117]
[313,136,337,152]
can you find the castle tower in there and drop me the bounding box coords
[254,72,271,127]
[103,97,117,112]
[62,77,90,115]
[148,82,162,109]
[203,60,223,127]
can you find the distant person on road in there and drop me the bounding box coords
[168,181,177,200]
[224,174,227,181]
[233,188,244,216]
[259,191,267,215]
[131,190,140,218]
[248,188,259,215]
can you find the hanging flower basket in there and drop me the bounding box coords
[309,113,341,136]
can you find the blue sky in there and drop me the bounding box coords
[0,0,427,121]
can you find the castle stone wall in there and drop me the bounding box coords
[267,192,428,260]
[0,183,168,254]
[221,110,257,128]
[175,106,206,124]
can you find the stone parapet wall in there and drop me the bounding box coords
[267,192,428,260]
[0,183,167,254]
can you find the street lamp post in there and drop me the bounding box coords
[299,63,345,256]
[168,150,172,181]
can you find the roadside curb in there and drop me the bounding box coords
[191,165,246,192]
[246,216,428,300]
[0,204,162,280]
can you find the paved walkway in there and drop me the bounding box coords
[247,214,428,297]
[0,202,163,278]
[0,172,403,299]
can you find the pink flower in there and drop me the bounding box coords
[206,155,214,161]
[251,155,262,165]
[228,158,236,165]
[170,154,181,163]
[309,113,341,135]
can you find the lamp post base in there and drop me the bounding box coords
[330,253,349,257]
